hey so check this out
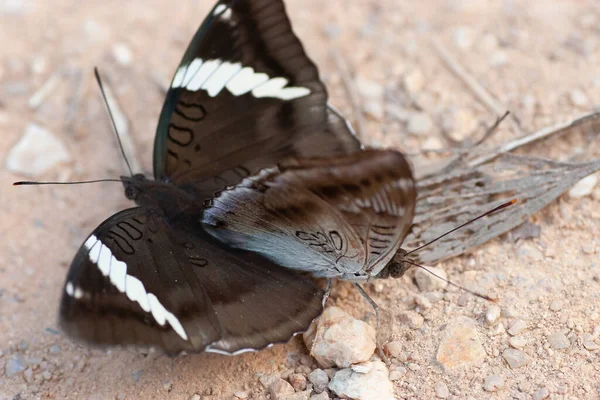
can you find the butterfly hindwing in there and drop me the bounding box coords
[153,0,360,197]
[203,149,417,280]
[60,207,325,353]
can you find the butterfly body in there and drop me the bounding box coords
[121,174,203,223]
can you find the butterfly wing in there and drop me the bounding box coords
[60,207,324,353]
[203,149,416,280]
[153,0,360,197]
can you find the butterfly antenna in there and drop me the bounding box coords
[402,258,496,302]
[405,198,517,256]
[94,67,134,176]
[13,179,123,186]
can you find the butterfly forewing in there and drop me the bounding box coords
[203,149,416,281]
[60,207,325,353]
[154,0,360,198]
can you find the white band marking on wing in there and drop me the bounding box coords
[65,234,189,341]
[171,57,311,101]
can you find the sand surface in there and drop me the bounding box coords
[1,0,599,399]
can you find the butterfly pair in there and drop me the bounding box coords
[58,0,417,354]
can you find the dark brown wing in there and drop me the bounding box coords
[153,0,360,199]
[202,149,416,280]
[60,207,324,354]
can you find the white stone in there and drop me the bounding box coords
[453,27,475,50]
[509,336,527,348]
[407,112,433,135]
[355,77,383,99]
[7,124,71,177]
[483,375,504,392]
[569,89,588,107]
[434,381,450,398]
[414,266,448,292]
[502,349,528,369]
[112,43,133,66]
[404,69,425,93]
[329,361,394,400]
[569,174,597,198]
[485,305,501,325]
[547,331,570,349]
[304,307,376,368]
[508,319,527,336]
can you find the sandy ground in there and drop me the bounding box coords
[1,0,600,399]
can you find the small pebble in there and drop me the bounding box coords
[23,368,33,383]
[188,395,201,400]
[508,319,527,336]
[569,174,597,198]
[259,374,280,389]
[7,124,72,177]
[163,380,172,392]
[18,340,28,351]
[49,345,61,354]
[5,353,27,377]
[502,349,528,369]
[548,331,570,349]
[483,375,504,392]
[509,336,527,349]
[363,101,383,121]
[112,43,133,66]
[269,379,295,400]
[489,50,508,67]
[549,300,563,312]
[569,89,588,107]
[436,316,486,369]
[355,77,384,99]
[384,341,403,359]
[407,112,433,135]
[234,391,249,399]
[414,294,432,310]
[533,387,550,400]
[404,69,424,93]
[308,369,329,393]
[485,305,501,325]
[453,26,475,50]
[456,293,469,307]
[399,311,424,329]
[414,267,448,292]
[478,33,499,52]
[583,333,599,350]
[42,370,52,380]
[388,369,404,381]
[132,369,143,383]
[329,361,394,400]
[434,381,450,398]
[288,373,307,392]
[310,392,330,400]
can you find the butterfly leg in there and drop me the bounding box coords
[353,283,389,364]
[322,279,332,306]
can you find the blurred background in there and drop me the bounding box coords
[1,1,599,399]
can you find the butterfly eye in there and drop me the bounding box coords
[388,261,410,279]
[125,186,137,200]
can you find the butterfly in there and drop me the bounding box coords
[54,0,417,354]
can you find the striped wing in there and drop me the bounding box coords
[202,149,417,280]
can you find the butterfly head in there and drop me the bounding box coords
[376,248,411,279]
[121,174,149,201]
